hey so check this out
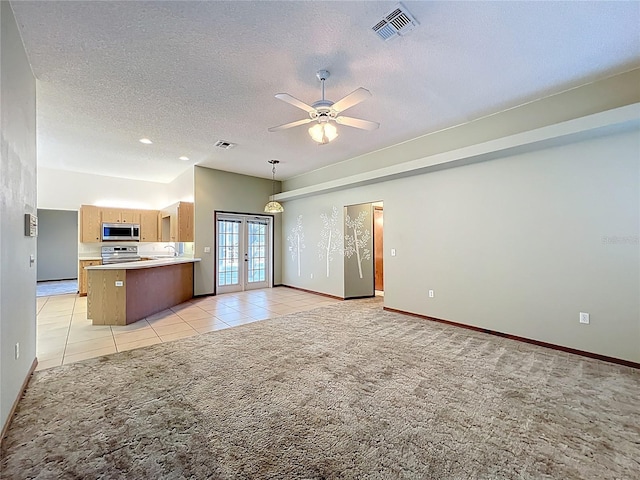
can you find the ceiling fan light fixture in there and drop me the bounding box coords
[308,122,338,144]
[269,70,377,142]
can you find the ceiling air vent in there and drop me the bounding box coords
[372,3,419,41]
[214,140,236,150]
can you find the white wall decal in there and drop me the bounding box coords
[344,210,371,279]
[318,206,343,277]
[288,215,305,277]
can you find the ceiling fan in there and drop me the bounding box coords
[268,70,380,144]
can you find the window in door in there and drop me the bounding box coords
[216,214,272,294]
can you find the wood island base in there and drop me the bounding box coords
[87,262,194,325]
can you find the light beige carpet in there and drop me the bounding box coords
[2,298,639,479]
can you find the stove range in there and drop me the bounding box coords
[101,245,141,265]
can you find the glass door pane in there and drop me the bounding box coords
[246,220,269,289]
[217,218,241,293]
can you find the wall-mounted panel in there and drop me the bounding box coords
[344,203,374,299]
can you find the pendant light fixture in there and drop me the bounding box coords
[264,160,284,213]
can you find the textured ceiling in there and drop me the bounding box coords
[10,1,640,183]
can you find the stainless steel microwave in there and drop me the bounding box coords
[102,223,140,242]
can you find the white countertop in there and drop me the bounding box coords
[85,257,201,270]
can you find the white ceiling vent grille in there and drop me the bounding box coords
[214,140,236,150]
[372,3,419,41]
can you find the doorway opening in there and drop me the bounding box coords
[36,209,79,297]
[373,202,384,297]
[215,212,273,294]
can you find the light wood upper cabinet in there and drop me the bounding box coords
[161,201,194,242]
[80,205,102,243]
[101,208,121,223]
[121,210,141,223]
[177,202,194,242]
[80,205,158,243]
[102,208,141,224]
[140,210,160,242]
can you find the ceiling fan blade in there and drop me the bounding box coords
[274,93,316,113]
[331,87,372,113]
[268,118,313,132]
[335,116,379,131]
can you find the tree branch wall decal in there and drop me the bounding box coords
[344,210,371,279]
[318,206,343,277]
[287,215,305,277]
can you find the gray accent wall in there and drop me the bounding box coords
[1,2,38,432]
[36,209,79,281]
[280,128,640,363]
[193,166,282,295]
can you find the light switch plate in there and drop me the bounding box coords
[204,247,211,253]
[391,248,396,257]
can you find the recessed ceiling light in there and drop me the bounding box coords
[179,156,189,161]
[139,138,153,144]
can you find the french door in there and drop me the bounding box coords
[216,213,272,294]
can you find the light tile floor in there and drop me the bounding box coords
[36,287,340,371]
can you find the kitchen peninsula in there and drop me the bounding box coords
[86,257,201,326]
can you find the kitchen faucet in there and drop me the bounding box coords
[164,245,178,257]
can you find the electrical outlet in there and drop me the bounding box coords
[428,290,434,298]
[310,273,314,279]
[391,248,396,257]
[115,281,124,287]
[579,312,590,324]
[15,343,20,360]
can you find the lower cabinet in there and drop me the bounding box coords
[79,259,102,296]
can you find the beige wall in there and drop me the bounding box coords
[282,127,639,363]
[194,166,282,295]
[165,166,195,205]
[38,167,180,210]
[280,70,640,363]
[1,2,38,432]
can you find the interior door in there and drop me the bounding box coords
[216,214,271,294]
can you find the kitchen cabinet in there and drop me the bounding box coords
[102,208,141,224]
[80,205,163,243]
[80,205,102,243]
[177,202,194,242]
[161,201,194,242]
[140,209,160,242]
[79,259,102,296]
[87,259,198,325]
